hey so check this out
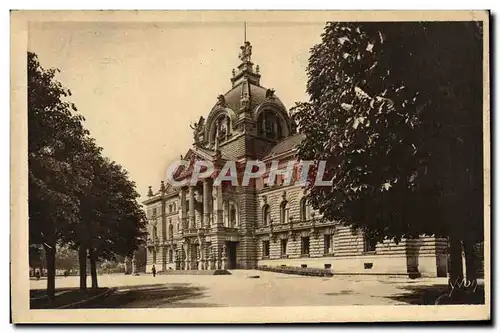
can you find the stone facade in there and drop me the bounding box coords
[142,41,449,277]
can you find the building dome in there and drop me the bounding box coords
[215,82,285,114]
[188,41,293,151]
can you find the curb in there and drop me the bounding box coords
[57,287,116,309]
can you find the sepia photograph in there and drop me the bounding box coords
[10,10,490,323]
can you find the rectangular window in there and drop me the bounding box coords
[263,240,270,258]
[152,248,157,264]
[324,234,332,255]
[152,208,157,216]
[364,234,377,253]
[281,239,288,257]
[301,237,310,256]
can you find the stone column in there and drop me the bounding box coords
[203,180,212,229]
[180,187,187,232]
[174,250,178,270]
[189,186,195,230]
[203,251,208,270]
[209,246,215,270]
[216,247,222,270]
[199,240,206,270]
[221,244,228,270]
[223,201,230,227]
[212,185,224,227]
[196,242,203,271]
[185,243,191,271]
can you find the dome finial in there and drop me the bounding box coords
[244,21,247,44]
[231,24,260,87]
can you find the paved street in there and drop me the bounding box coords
[30,270,455,308]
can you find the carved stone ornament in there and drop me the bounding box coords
[266,88,275,99]
[241,92,250,108]
[217,94,226,107]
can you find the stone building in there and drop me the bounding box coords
[142,41,449,277]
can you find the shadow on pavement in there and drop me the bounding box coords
[386,284,485,305]
[79,283,210,308]
[30,287,109,309]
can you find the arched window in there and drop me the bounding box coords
[230,204,237,228]
[168,249,173,263]
[280,201,288,224]
[257,110,283,140]
[168,224,174,239]
[212,114,231,144]
[262,204,270,226]
[300,198,309,221]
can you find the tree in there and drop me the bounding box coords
[64,146,147,289]
[28,52,89,298]
[292,22,483,283]
[84,159,146,289]
[29,51,147,296]
[60,137,104,290]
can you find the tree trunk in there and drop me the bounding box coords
[79,245,87,290]
[462,237,477,283]
[448,237,464,285]
[43,243,56,299]
[89,248,98,290]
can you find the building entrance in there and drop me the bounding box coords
[226,241,238,269]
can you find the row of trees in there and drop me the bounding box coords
[28,52,147,298]
[293,22,484,283]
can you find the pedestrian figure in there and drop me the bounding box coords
[152,265,156,277]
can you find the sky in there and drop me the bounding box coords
[28,20,326,203]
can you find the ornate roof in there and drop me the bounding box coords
[216,81,285,114]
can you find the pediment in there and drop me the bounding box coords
[183,147,213,162]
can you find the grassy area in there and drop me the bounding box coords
[30,287,110,309]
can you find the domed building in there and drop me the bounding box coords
[142,41,449,277]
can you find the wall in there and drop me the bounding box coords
[257,232,449,277]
